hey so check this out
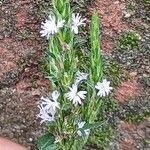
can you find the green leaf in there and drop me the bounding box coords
[49,52,56,60]
[90,10,103,82]
[61,102,71,111]
[79,129,87,137]
[37,132,59,150]
[82,121,107,131]
[42,144,59,150]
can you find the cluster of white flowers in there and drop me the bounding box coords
[38,73,112,123]
[65,71,113,105]
[37,91,60,124]
[40,13,86,39]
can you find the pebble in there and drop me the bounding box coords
[124,13,131,18]
[29,138,33,142]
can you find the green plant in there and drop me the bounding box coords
[37,1,115,150]
[118,31,140,49]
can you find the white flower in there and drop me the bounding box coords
[77,121,90,136]
[75,71,88,84]
[95,79,113,97]
[41,91,60,111]
[65,84,87,105]
[37,104,55,124]
[40,15,65,39]
[37,91,60,123]
[71,13,86,34]
[51,90,60,101]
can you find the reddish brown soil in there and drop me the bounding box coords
[0,0,50,149]
[89,0,130,53]
[115,79,142,103]
[118,120,150,150]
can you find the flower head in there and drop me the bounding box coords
[37,90,60,124]
[65,84,87,105]
[40,15,65,39]
[77,121,90,136]
[40,90,60,111]
[95,79,113,97]
[51,90,60,101]
[75,71,88,84]
[71,13,86,34]
[37,104,55,124]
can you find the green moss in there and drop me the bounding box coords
[118,31,140,50]
[127,2,135,11]
[16,29,32,40]
[143,0,150,12]
[104,61,122,87]
[124,111,150,123]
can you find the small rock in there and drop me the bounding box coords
[124,13,131,18]
[29,138,33,142]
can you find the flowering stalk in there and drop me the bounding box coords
[86,11,103,123]
[37,1,113,150]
